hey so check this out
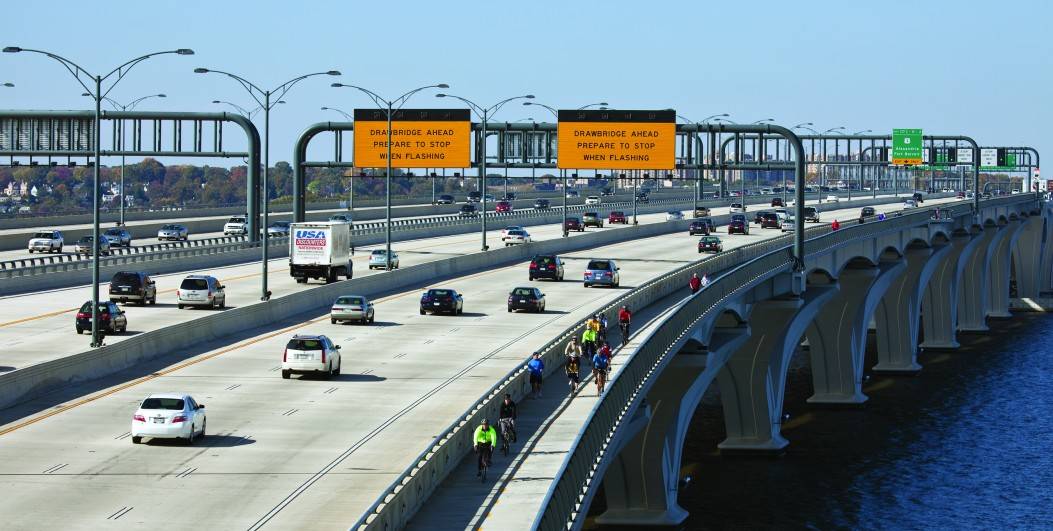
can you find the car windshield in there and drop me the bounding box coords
[228,217,246,223]
[111,272,141,285]
[104,229,121,235]
[731,215,746,222]
[567,217,580,222]
[78,237,94,243]
[287,338,324,350]
[587,260,611,271]
[533,256,555,265]
[79,301,111,313]
[763,213,777,219]
[512,288,535,297]
[371,250,387,255]
[161,224,180,230]
[141,398,185,411]
[611,211,623,216]
[508,230,526,236]
[180,278,209,290]
[427,289,453,297]
[703,237,720,243]
[584,212,597,217]
[336,296,364,305]
[33,232,56,238]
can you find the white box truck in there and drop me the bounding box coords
[289,222,352,283]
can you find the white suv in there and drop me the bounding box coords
[282,334,341,379]
[28,230,64,253]
[223,216,248,235]
[585,196,601,205]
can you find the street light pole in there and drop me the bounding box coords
[438,92,535,251]
[5,45,193,348]
[333,83,449,268]
[196,67,341,299]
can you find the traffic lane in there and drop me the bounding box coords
[0,208,687,372]
[0,226,737,530]
[0,228,233,263]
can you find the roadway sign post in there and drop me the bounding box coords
[892,128,923,166]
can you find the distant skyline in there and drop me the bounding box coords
[3,0,1050,175]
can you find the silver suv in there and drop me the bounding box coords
[177,275,226,309]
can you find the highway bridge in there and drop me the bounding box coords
[3,191,1017,530]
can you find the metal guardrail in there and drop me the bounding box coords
[531,195,1038,530]
[0,196,696,279]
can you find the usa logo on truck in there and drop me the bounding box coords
[294,230,327,249]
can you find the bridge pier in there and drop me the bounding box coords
[1011,215,1046,299]
[715,286,837,453]
[874,243,950,372]
[987,220,1021,318]
[920,230,976,349]
[958,224,1003,332]
[805,260,903,404]
[1039,206,1053,294]
[597,330,749,527]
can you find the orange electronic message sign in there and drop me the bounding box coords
[353,108,471,168]
[557,109,676,170]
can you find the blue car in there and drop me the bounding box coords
[584,259,620,288]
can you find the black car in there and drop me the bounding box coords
[600,187,615,196]
[912,192,924,203]
[508,287,546,313]
[502,192,518,201]
[564,217,584,232]
[753,210,773,224]
[533,198,551,209]
[771,197,785,207]
[459,204,478,217]
[636,192,650,203]
[688,220,711,235]
[435,194,455,205]
[760,213,780,229]
[75,300,127,335]
[467,191,482,203]
[860,206,876,218]
[728,219,750,235]
[420,288,463,315]
[529,254,565,281]
[698,236,723,253]
[109,271,157,305]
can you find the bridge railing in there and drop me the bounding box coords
[531,194,1037,530]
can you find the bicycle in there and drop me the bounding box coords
[499,419,515,456]
[476,442,493,482]
[619,321,631,346]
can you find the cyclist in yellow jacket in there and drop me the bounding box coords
[474,418,498,476]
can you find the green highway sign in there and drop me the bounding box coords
[892,128,923,165]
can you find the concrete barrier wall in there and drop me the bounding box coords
[0,193,943,411]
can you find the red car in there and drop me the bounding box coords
[564,217,584,232]
[728,220,749,234]
[760,213,780,229]
[608,211,627,224]
[495,200,513,213]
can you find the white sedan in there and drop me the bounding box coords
[502,229,532,246]
[903,199,918,209]
[131,393,206,445]
[585,196,601,205]
[666,211,684,221]
[500,225,525,238]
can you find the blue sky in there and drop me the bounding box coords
[3,0,1050,173]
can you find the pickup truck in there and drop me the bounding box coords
[28,230,64,253]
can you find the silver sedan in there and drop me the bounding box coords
[331,295,375,324]
[157,224,189,241]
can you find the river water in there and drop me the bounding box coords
[594,313,1053,529]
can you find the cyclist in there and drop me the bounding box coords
[565,352,581,392]
[689,272,702,294]
[598,313,609,342]
[474,418,498,477]
[592,348,609,395]
[618,305,632,342]
[598,340,612,363]
[527,352,544,399]
[564,337,582,359]
[499,394,517,444]
[582,326,599,359]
